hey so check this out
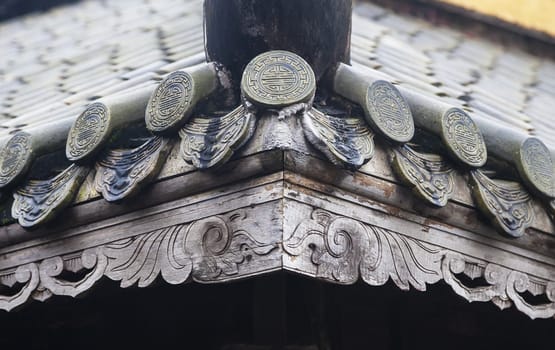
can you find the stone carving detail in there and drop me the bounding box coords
[441,108,487,168]
[179,106,256,169]
[365,80,414,143]
[518,138,554,198]
[302,108,374,169]
[0,132,31,188]
[67,103,109,161]
[11,165,90,228]
[392,145,455,207]
[470,169,534,237]
[241,50,316,108]
[95,137,172,202]
[284,209,443,290]
[146,70,194,132]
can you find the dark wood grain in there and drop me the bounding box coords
[204,0,352,83]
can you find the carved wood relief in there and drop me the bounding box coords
[0,206,282,311]
[2,203,554,319]
[283,208,555,320]
[103,211,280,287]
[284,209,443,289]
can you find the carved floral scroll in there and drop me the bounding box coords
[1,208,554,319]
[0,209,281,312]
[283,209,555,319]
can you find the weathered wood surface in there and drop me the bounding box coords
[204,0,352,82]
[1,162,555,318]
[0,150,284,247]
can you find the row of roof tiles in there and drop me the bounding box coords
[1,0,554,146]
[0,0,552,237]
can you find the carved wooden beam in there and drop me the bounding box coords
[1,172,555,319]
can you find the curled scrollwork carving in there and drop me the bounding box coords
[95,136,172,202]
[302,108,374,169]
[507,272,555,319]
[179,106,256,169]
[0,210,280,311]
[392,145,455,207]
[185,214,278,282]
[442,253,512,310]
[284,209,443,290]
[103,210,279,287]
[470,169,534,238]
[38,249,108,299]
[103,225,192,288]
[283,209,555,319]
[2,208,555,320]
[0,264,40,312]
[11,165,90,228]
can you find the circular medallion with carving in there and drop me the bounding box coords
[241,50,316,108]
[518,138,554,198]
[441,108,487,168]
[146,70,194,133]
[364,80,414,143]
[0,132,31,188]
[67,103,109,162]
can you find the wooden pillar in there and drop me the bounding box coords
[204,0,352,82]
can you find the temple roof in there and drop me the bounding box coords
[0,0,554,319]
[0,0,204,135]
[1,0,554,144]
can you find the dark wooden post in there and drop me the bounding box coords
[204,0,352,82]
